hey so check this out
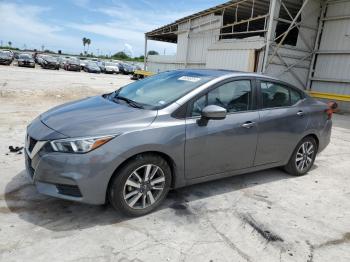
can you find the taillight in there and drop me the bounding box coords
[325,101,338,120]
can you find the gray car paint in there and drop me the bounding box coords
[40,96,158,137]
[25,70,332,205]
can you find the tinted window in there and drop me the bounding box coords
[260,82,290,108]
[191,80,252,116]
[290,88,302,105]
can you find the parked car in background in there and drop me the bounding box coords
[0,50,13,65]
[64,58,81,71]
[17,53,35,68]
[131,63,142,71]
[104,62,119,74]
[84,62,101,73]
[97,61,106,73]
[24,69,333,216]
[57,57,68,69]
[34,53,44,65]
[41,55,59,70]
[119,63,134,75]
[80,59,89,70]
[13,51,20,59]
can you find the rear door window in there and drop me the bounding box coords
[260,82,290,108]
[260,81,303,109]
[290,88,303,105]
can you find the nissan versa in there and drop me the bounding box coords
[25,69,332,216]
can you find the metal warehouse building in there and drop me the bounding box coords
[144,0,350,111]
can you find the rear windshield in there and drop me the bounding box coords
[114,70,215,109]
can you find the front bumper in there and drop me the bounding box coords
[25,121,125,205]
[42,63,58,69]
[18,62,35,67]
[66,64,80,71]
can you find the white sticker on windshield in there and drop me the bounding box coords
[178,76,201,82]
[158,100,166,105]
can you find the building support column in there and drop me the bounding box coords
[144,35,148,70]
[262,0,281,73]
[184,19,192,68]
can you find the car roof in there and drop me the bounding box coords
[172,68,279,81]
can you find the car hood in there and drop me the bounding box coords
[40,96,158,138]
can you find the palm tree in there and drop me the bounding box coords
[8,41,12,47]
[86,38,91,53]
[82,37,87,53]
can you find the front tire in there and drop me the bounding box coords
[108,154,171,216]
[284,136,317,176]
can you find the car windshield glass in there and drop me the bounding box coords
[19,54,31,59]
[0,52,10,58]
[88,63,98,67]
[114,70,215,109]
[44,56,57,62]
[105,62,115,66]
[69,58,79,63]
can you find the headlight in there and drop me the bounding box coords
[50,135,116,153]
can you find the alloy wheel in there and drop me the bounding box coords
[123,164,166,210]
[295,141,315,172]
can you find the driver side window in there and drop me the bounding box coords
[191,80,252,116]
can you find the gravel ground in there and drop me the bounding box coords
[0,65,349,262]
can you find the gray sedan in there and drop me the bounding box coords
[25,69,332,216]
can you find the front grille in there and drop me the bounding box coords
[56,184,82,197]
[28,136,37,152]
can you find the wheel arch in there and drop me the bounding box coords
[302,133,320,151]
[106,150,177,202]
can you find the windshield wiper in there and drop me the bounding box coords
[113,96,144,109]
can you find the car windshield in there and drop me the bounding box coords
[113,70,215,109]
[44,56,57,62]
[0,52,10,58]
[19,54,31,59]
[88,62,98,68]
[69,58,79,63]
[105,62,115,66]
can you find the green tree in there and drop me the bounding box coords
[112,51,129,60]
[147,50,159,55]
[8,41,12,47]
[82,37,87,53]
[86,38,91,53]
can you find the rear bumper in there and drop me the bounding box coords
[318,119,332,153]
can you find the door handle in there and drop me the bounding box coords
[296,111,304,117]
[241,121,255,129]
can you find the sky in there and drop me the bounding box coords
[0,0,225,57]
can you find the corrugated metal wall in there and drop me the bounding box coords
[147,55,205,73]
[206,38,265,71]
[310,0,350,111]
[176,13,221,64]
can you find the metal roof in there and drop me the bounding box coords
[145,0,303,43]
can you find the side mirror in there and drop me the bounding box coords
[196,105,226,126]
[202,105,227,120]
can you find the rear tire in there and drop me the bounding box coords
[108,154,171,217]
[284,136,317,176]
